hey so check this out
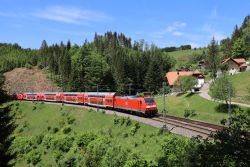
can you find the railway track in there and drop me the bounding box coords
[22,100,224,138]
[152,114,224,136]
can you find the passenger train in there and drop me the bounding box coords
[15,92,158,116]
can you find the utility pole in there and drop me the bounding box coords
[228,81,232,125]
[162,82,167,130]
[97,84,99,112]
[129,83,132,95]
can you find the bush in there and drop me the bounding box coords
[62,125,72,134]
[26,149,42,165]
[102,110,106,114]
[51,135,74,152]
[126,117,132,126]
[130,127,137,136]
[114,117,120,125]
[75,132,97,149]
[85,137,110,167]
[122,132,129,138]
[10,136,35,157]
[157,136,189,167]
[32,106,37,110]
[184,109,197,118]
[52,127,59,134]
[35,134,44,145]
[120,117,126,125]
[124,152,148,167]
[101,145,128,167]
[25,63,32,69]
[58,152,77,167]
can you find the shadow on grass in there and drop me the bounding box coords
[176,92,186,97]
[215,103,239,113]
[185,93,195,98]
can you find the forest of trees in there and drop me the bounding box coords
[0,32,175,94]
[220,15,250,59]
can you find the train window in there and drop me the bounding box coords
[105,99,113,103]
[144,98,155,104]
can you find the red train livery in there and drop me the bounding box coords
[15,92,158,116]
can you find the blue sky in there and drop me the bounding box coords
[0,0,249,49]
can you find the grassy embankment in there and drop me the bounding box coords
[229,70,250,104]
[155,93,249,125]
[5,101,185,166]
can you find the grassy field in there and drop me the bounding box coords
[155,93,243,124]
[167,49,205,63]
[229,71,250,104]
[6,101,185,166]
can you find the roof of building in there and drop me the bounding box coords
[222,58,247,67]
[165,70,204,86]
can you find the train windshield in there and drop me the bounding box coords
[144,98,155,104]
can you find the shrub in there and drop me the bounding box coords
[25,63,32,69]
[67,116,75,124]
[120,117,126,125]
[51,135,74,152]
[75,132,97,149]
[113,117,120,125]
[10,137,34,156]
[26,149,42,165]
[122,132,129,138]
[130,127,137,136]
[157,136,189,167]
[53,150,63,162]
[62,125,72,134]
[85,137,110,167]
[32,106,37,110]
[102,110,106,114]
[101,145,128,167]
[135,122,140,129]
[58,152,77,167]
[52,127,59,134]
[184,109,197,118]
[35,134,44,145]
[124,152,148,167]
[126,117,132,126]
[42,135,53,149]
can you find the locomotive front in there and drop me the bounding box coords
[143,96,158,116]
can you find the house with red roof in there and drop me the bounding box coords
[222,58,247,75]
[165,70,205,91]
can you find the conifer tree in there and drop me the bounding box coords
[207,37,219,80]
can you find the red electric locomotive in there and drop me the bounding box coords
[114,95,157,116]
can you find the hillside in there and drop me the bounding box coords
[6,101,185,166]
[3,67,61,95]
[229,71,250,104]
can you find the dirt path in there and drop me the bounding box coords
[199,81,250,108]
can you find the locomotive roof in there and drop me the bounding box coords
[118,96,140,99]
